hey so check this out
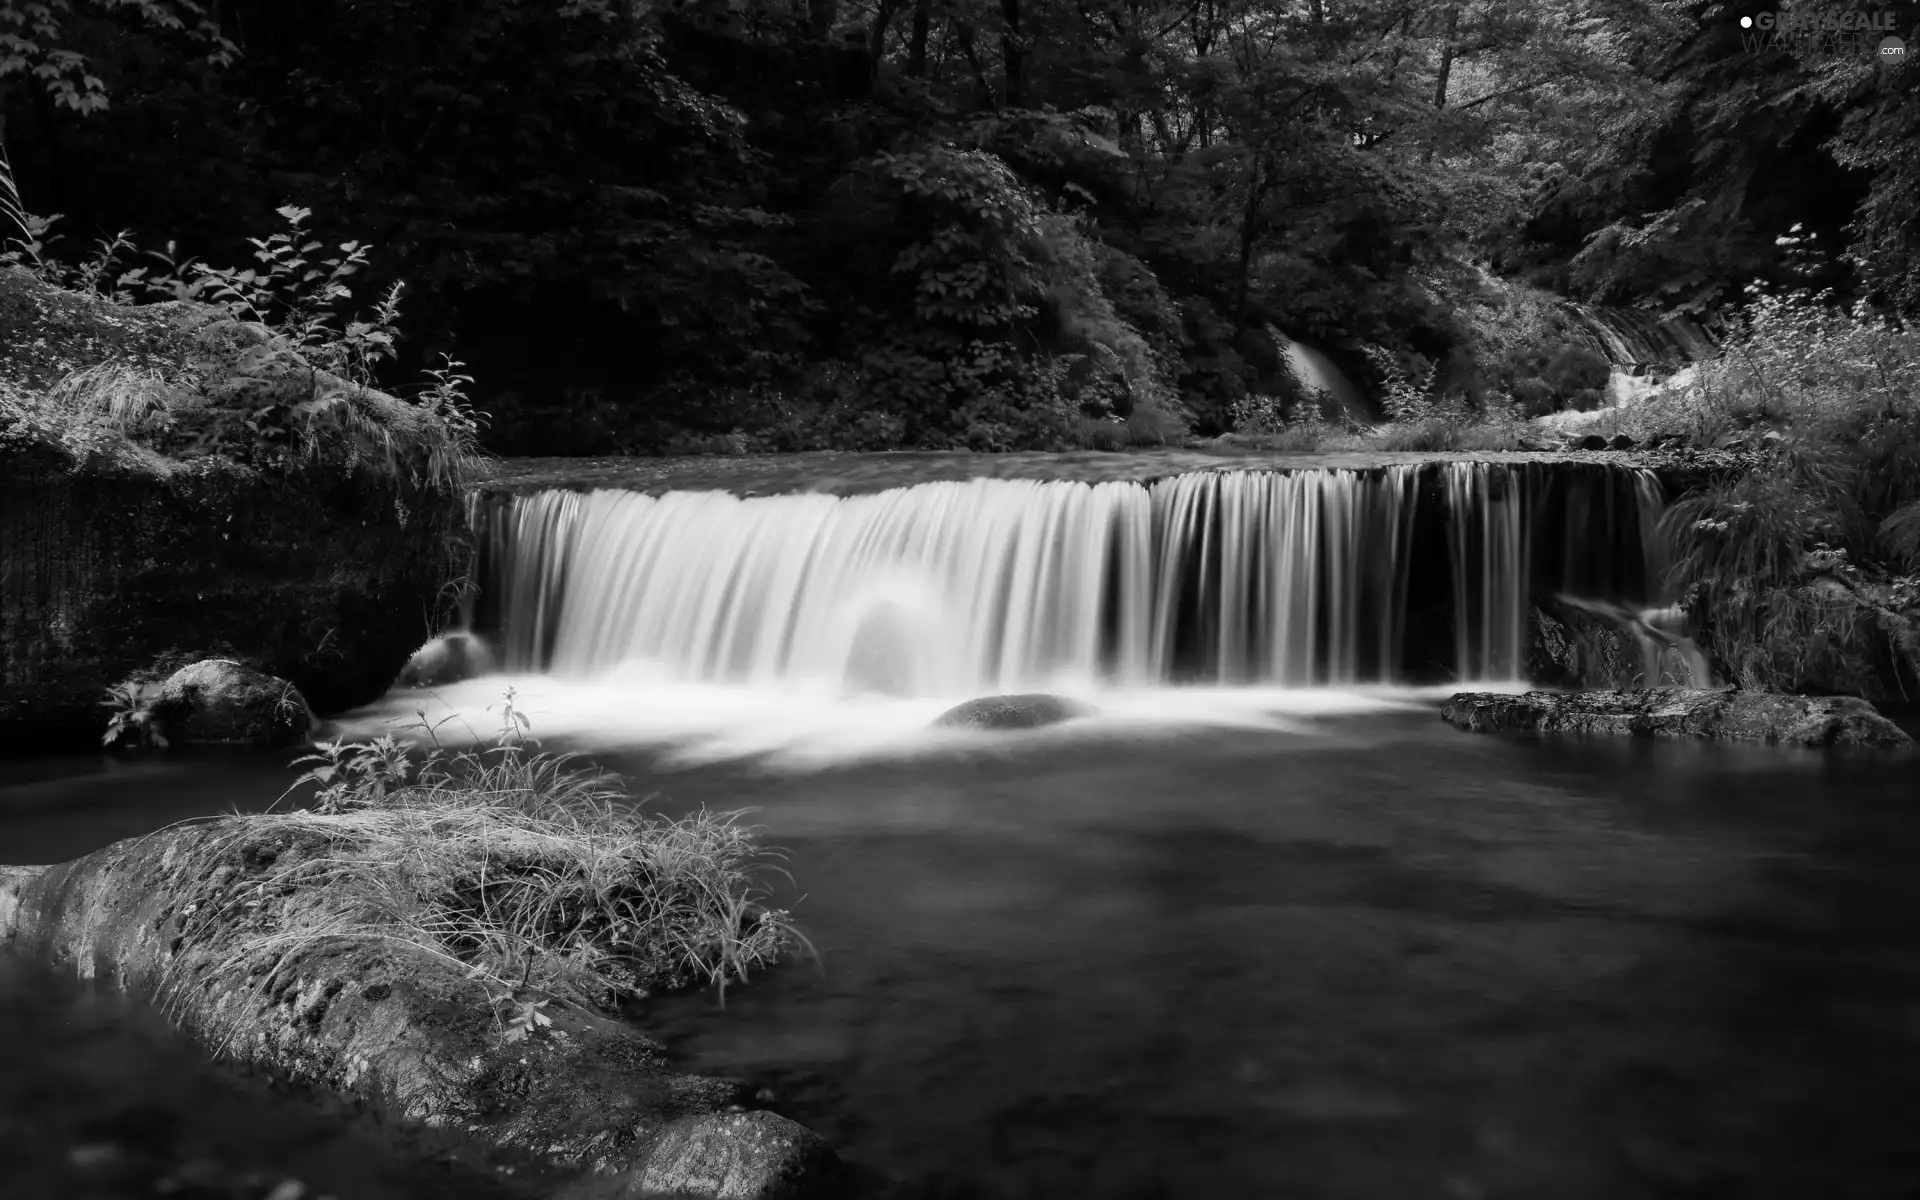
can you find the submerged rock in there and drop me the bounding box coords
[394,631,495,690]
[1442,688,1912,748]
[932,694,1093,730]
[150,660,314,746]
[620,1110,841,1200]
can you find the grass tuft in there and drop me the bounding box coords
[156,696,809,1049]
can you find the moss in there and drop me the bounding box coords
[0,447,467,743]
[1,267,476,746]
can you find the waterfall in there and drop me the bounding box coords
[1566,304,1719,369]
[1446,463,1530,683]
[1534,469,1714,688]
[467,463,1673,694]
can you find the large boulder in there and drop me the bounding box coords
[0,444,467,749]
[0,825,840,1199]
[932,693,1094,730]
[149,659,315,746]
[393,631,495,690]
[1,266,471,749]
[1442,688,1913,748]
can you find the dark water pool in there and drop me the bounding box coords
[4,715,1920,1199]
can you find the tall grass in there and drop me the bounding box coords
[156,699,808,1048]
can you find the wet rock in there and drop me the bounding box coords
[1607,434,1637,450]
[151,660,314,746]
[624,1111,840,1200]
[2,439,466,751]
[1571,434,1609,451]
[1527,598,1704,690]
[1441,688,1913,748]
[393,631,495,690]
[1528,605,1626,689]
[931,694,1093,730]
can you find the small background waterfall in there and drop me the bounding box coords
[465,463,1681,699]
[1565,303,1720,409]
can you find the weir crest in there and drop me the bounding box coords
[468,462,1679,694]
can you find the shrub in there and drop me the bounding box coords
[1543,344,1612,396]
[1,203,486,494]
[1655,287,1920,689]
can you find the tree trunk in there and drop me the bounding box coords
[999,0,1025,108]
[1432,4,1459,109]
[908,0,932,75]
[1236,154,1268,324]
[809,0,839,39]
[870,0,902,70]
[1428,4,1451,165]
[955,21,995,107]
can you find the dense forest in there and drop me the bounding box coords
[1,0,1915,454]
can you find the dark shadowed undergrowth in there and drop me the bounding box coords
[154,695,808,1046]
[1652,291,1920,691]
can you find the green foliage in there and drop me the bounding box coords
[1,199,484,492]
[1652,286,1920,688]
[1544,345,1611,397]
[6,0,1913,453]
[0,0,234,114]
[873,147,1046,329]
[100,680,166,749]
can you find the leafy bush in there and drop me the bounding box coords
[1653,287,1920,689]
[1543,345,1611,397]
[101,681,169,749]
[1,204,485,492]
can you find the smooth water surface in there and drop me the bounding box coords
[4,701,1920,1199]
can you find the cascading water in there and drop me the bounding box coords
[464,462,1680,697]
[477,470,1420,694]
[1446,462,1530,682]
[1566,304,1719,369]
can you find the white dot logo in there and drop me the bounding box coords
[1882,36,1908,66]
[1740,15,1753,27]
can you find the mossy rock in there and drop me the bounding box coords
[394,632,495,690]
[149,659,314,746]
[0,268,474,748]
[1442,688,1912,748]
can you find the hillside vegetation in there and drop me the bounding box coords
[0,0,1913,454]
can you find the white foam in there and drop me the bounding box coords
[330,668,1515,772]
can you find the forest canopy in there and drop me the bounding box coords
[2,0,1914,453]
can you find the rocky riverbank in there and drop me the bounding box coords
[1442,688,1914,748]
[0,267,472,750]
